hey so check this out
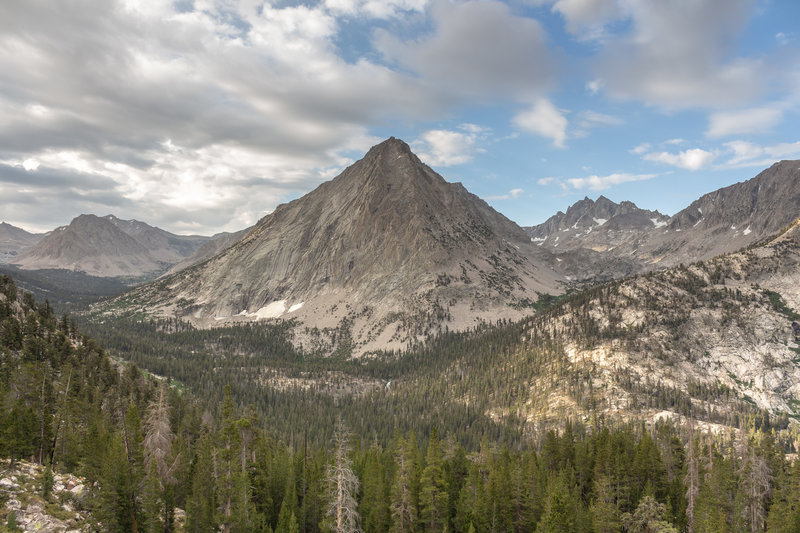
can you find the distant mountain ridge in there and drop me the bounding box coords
[0,222,42,263]
[164,227,252,277]
[527,195,667,241]
[526,160,800,281]
[13,214,211,278]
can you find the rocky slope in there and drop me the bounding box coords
[103,214,208,264]
[0,222,42,263]
[0,459,91,532]
[526,160,800,282]
[109,138,563,353]
[13,214,209,279]
[501,217,800,425]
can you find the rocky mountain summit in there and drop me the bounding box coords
[525,196,668,281]
[13,214,209,279]
[527,160,800,282]
[0,222,42,264]
[527,195,667,242]
[102,214,208,265]
[111,137,563,353]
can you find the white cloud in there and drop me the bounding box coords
[595,0,764,109]
[376,1,556,102]
[414,125,488,167]
[630,142,651,155]
[324,0,428,19]
[486,187,525,200]
[775,32,793,46]
[586,80,602,95]
[550,0,620,39]
[643,148,716,170]
[566,172,657,191]
[0,0,450,233]
[706,106,784,138]
[512,99,568,148]
[573,110,622,137]
[722,140,800,167]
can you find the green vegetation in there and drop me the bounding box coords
[6,275,800,531]
[764,289,800,321]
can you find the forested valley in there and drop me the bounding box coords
[4,274,800,532]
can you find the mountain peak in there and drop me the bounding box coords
[124,139,562,354]
[359,137,414,165]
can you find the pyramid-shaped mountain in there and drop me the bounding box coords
[124,138,563,353]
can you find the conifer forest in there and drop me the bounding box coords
[4,274,800,532]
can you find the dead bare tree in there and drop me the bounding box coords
[325,419,362,533]
[143,385,177,485]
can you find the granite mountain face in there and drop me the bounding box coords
[117,138,564,353]
[13,214,209,278]
[527,160,800,282]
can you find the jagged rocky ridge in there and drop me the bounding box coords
[526,160,800,282]
[108,138,564,353]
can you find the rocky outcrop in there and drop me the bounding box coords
[0,460,90,532]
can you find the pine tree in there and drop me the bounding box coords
[185,432,216,532]
[486,447,513,533]
[390,435,418,533]
[735,435,771,533]
[456,463,487,533]
[143,385,177,531]
[277,461,298,533]
[420,428,448,532]
[766,458,800,532]
[621,495,678,533]
[535,472,575,533]
[360,443,390,533]
[590,473,621,533]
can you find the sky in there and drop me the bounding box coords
[1,0,799,235]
